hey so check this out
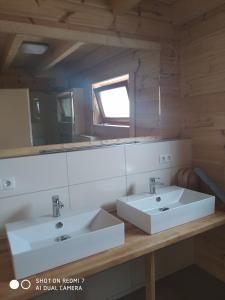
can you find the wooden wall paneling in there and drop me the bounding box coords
[181,5,225,41]
[172,0,225,25]
[104,50,160,137]
[70,41,182,139]
[180,5,225,215]
[137,0,173,23]
[159,41,182,138]
[180,16,225,193]
[0,0,178,41]
[71,49,139,137]
[112,0,141,15]
[181,8,225,275]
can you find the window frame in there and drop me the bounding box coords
[93,80,130,126]
[57,92,74,123]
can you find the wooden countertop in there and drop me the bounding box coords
[1,211,225,300]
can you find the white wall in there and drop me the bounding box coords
[0,139,193,300]
[0,89,32,149]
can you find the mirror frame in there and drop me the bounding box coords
[0,136,162,159]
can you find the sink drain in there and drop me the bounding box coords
[159,207,169,212]
[55,234,71,242]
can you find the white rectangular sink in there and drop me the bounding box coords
[6,209,124,279]
[117,186,215,234]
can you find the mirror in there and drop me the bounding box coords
[0,34,161,152]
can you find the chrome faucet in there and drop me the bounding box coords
[52,195,64,217]
[149,177,163,194]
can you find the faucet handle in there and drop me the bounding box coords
[150,177,160,183]
[59,201,64,209]
[52,195,59,203]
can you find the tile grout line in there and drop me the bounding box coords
[123,144,128,196]
[65,152,72,210]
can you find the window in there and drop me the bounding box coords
[93,75,130,126]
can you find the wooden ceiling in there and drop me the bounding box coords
[0,0,225,78]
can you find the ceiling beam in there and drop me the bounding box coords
[39,41,84,72]
[1,34,25,71]
[0,18,160,51]
[172,0,225,25]
[112,0,142,15]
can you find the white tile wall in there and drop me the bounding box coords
[125,142,160,175]
[0,187,70,235]
[0,153,68,198]
[69,177,126,213]
[67,146,126,185]
[125,140,191,175]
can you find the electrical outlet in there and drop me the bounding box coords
[167,154,172,162]
[0,179,2,191]
[2,177,16,190]
[159,154,167,164]
[159,154,172,164]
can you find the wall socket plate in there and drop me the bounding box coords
[2,177,16,190]
[159,154,172,164]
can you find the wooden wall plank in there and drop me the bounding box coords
[0,18,161,50]
[172,0,225,25]
[181,10,225,282]
[0,0,178,42]
[112,0,141,15]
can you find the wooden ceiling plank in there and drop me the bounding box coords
[69,46,127,75]
[112,0,142,14]
[1,33,25,71]
[40,41,84,71]
[172,0,225,25]
[0,18,161,50]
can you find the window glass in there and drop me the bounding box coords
[99,86,130,118]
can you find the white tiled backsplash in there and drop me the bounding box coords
[67,146,126,185]
[0,139,191,236]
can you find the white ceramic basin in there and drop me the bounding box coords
[117,186,215,234]
[6,209,124,279]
